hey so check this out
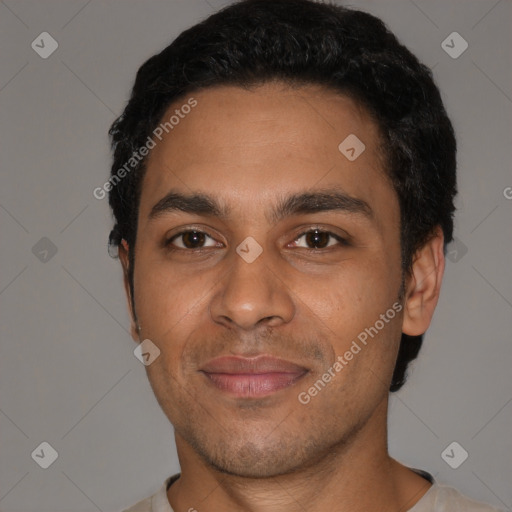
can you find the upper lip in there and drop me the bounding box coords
[200,355,308,374]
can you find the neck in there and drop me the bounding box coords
[167,398,431,512]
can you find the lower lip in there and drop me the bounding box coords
[202,372,307,398]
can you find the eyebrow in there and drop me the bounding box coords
[148,188,373,224]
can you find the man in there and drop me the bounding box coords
[107,1,502,510]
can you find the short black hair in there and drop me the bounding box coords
[108,0,457,392]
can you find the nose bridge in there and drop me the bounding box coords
[210,240,295,330]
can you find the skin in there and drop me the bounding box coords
[118,81,445,512]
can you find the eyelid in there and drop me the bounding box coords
[288,226,350,249]
[164,226,224,249]
[289,224,351,241]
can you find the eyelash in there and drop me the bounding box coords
[164,227,349,252]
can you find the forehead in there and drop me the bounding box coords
[139,81,395,225]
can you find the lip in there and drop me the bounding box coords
[200,355,308,398]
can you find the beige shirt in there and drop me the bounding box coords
[123,473,503,512]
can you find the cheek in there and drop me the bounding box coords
[301,259,398,329]
[132,253,212,337]
[299,257,402,387]
[133,260,213,389]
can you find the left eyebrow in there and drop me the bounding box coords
[148,188,373,224]
[269,189,373,224]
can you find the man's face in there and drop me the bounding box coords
[126,82,404,477]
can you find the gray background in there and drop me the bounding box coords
[0,0,511,511]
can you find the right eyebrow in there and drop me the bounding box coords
[149,190,230,220]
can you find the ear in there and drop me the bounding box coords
[402,227,445,336]
[118,239,140,342]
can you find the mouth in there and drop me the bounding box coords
[200,355,309,398]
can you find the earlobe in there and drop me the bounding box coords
[118,239,140,342]
[402,227,445,336]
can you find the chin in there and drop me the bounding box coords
[208,447,302,479]
[186,430,327,479]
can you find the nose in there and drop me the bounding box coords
[209,245,295,331]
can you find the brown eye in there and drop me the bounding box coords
[182,231,205,249]
[292,229,348,250]
[305,230,330,249]
[167,230,217,250]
